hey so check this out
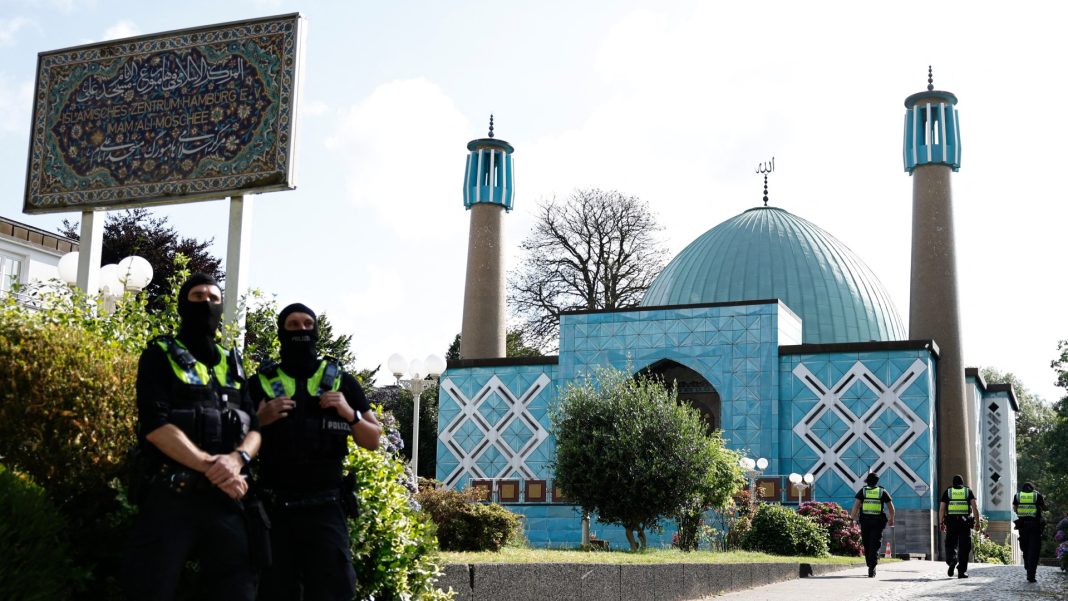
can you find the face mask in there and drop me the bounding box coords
[279,328,319,373]
[178,299,224,339]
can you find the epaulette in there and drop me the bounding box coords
[257,359,280,378]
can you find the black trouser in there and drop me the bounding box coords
[859,515,887,568]
[1018,520,1043,577]
[258,499,356,601]
[944,518,973,573]
[123,485,258,601]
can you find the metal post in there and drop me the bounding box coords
[76,210,103,295]
[411,378,422,489]
[224,195,253,329]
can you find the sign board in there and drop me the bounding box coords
[24,13,303,214]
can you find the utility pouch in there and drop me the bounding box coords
[199,407,223,449]
[340,472,359,519]
[244,495,273,568]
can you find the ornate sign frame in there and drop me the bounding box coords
[23,13,304,214]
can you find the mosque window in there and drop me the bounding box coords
[0,253,21,293]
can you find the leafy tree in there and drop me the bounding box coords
[445,329,544,361]
[369,384,439,480]
[239,292,362,374]
[60,208,224,310]
[509,189,668,348]
[1047,343,1068,525]
[551,367,743,550]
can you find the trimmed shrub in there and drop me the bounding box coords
[1054,516,1067,571]
[344,418,454,600]
[0,464,78,600]
[797,501,862,556]
[743,503,829,557]
[417,484,524,551]
[971,516,1011,564]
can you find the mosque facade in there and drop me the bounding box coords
[436,78,1018,556]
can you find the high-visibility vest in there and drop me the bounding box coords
[862,486,884,515]
[947,486,971,516]
[1016,491,1037,518]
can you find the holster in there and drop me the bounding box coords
[244,493,273,568]
[340,472,359,519]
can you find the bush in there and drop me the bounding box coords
[344,416,453,601]
[742,503,829,557]
[552,368,744,550]
[417,484,524,552]
[969,516,1011,565]
[0,464,79,600]
[1054,517,1068,571]
[797,501,862,556]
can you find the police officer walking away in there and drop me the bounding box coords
[123,273,262,600]
[1013,481,1046,582]
[850,472,896,577]
[254,303,381,601]
[939,474,981,578]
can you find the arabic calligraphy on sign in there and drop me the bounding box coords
[51,46,270,183]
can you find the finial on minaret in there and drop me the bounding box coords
[755,156,775,207]
[927,66,934,91]
[488,114,495,138]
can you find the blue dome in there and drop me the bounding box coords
[641,206,905,344]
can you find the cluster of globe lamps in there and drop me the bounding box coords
[739,456,815,503]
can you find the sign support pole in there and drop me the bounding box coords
[224,195,253,330]
[76,209,103,295]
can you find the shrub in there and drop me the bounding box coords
[1054,517,1068,571]
[743,503,829,557]
[344,416,453,600]
[417,484,524,551]
[0,464,78,600]
[797,501,862,556]
[552,367,744,550]
[970,517,1011,564]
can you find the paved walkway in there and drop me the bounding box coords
[703,561,1067,601]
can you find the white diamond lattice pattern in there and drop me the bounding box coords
[792,359,928,490]
[438,374,551,488]
[985,403,1004,506]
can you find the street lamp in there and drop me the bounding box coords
[739,456,768,502]
[388,352,446,488]
[788,472,815,505]
[58,253,153,314]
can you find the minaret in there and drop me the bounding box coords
[903,68,974,493]
[459,116,514,359]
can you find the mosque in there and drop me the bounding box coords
[436,74,1019,557]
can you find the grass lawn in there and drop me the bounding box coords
[442,547,877,565]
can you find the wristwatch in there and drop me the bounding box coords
[347,410,362,426]
[237,450,252,466]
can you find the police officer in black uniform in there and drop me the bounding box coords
[1013,481,1046,582]
[850,472,895,577]
[939,474,980,578]
[254,303,381,601]
[123,273,262,601]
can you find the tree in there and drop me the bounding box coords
[240,292,365,374]
[445,330,543,361]
[1046,344,1068,524]
[60,208,224,310]
[509,189,668,348]
[369,384,438,480]
[980,368,1055,488]
[551,367,744,550]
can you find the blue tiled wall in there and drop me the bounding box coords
[778,350,937,511]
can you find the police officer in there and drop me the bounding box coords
[850,472,895,577]
[254,303,381,601]
[123,273,261,601]
[938,474,980,578]
[1013,481,1046,582]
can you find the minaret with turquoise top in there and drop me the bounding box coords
[459,116,514,359]
[904,68,975,499]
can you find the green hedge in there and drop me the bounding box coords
[417,484,524,551]
[742,503,829,557]
[0,465,78,600]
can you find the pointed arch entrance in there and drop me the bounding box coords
[637,359,721,430]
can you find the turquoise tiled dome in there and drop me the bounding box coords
[641,206,905,344]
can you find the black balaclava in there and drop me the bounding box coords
[1023,482,1035,492]
[952,474,964,487]
[177,273,224,365]
[278,303,319,378]
[865,472,879,487]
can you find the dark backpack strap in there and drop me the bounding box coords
[158,335,197,370]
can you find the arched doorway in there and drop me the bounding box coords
[637,359,721,430]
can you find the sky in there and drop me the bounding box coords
[1,0,1066,402]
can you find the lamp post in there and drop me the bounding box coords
[58,252,153,313]
[739,456,768,502]
[388,352,446,488]
[788,472,815,505]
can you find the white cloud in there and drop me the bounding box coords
[0,75,34,134]
[0,17,32,47]
[301,100,329,117]
[17,0,96,12]
[326,78,472,241]
[101,20,140,41]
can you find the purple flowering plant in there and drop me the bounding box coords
[797,501,863,556]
